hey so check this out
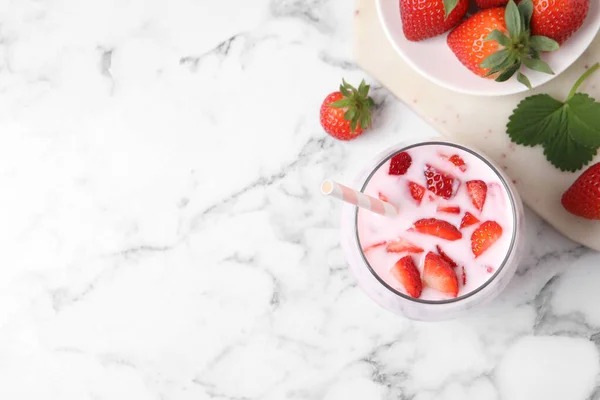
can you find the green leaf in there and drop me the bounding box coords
[523,57,554,74]
[485,30,511,47]
[505,0,522,40]
[360,112,370,130]
[485,54,517,76]
[565,93,600,147]
[518,0,533,30]
[339,85,350,97]
[329,99,353,108]
[480,49,511,69]
[530,36,560,52]
[358,80,369,97]
[506,94,565,146]
[443,0,459,18]
[517,71,532,89]
[543,119,598,172]
[495,62,520,82]
[344,108,356,122]
[350,119,358,133]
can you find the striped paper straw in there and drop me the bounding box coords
[321,180,399,217]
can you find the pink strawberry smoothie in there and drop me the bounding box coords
[357,143,515,301]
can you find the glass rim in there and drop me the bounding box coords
[353,140,518,305]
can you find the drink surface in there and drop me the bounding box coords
[357,143,514,301]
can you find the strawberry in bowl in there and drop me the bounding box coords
[375,0,600,95]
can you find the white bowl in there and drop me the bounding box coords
[376,0,600,96]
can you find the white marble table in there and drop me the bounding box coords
[2,0,600,399]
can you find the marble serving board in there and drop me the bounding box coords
[354,0,600,251]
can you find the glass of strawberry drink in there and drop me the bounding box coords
[340,139,525,321]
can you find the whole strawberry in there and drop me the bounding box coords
[400,0,469,41]
[320,79,374,141]
[476,0,509,8]
[561,163,600,220]
[447,0,559,86]
[528,0,590,44]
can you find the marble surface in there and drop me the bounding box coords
[2,0,600,399]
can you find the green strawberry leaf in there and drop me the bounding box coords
[507,94,564,146]
[505,0,521,40]
[330,99,353,108]
[517,71,532,89]
[565,93,600,147]
[485,30,511,47]
[339,84,350,97]
[443,0,460,18]
[495,62,520,82]
[506,63,600,171]
[530,36,560,52]
[480,49,510,69]
[485,54,517,76]
[518,0,533,30]
[358,80,369,97]
[543,125,597,172]
[523,57,554,75]
[360,113,369,130]
[344,108,356,122]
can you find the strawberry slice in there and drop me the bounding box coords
[378,192,389,202]
[437,205,460,214]
[390,255,422,298]
[461,266,467,286]
[449,155,467,172]
[471,221,503,258]
[362,241,386,252]
[460,211,480,229]
[386,237,424,254]
[424,165,460,199]
[408,181,425,204]
[389,152,412,175]
[423,252,458,297]
[412,218,462,241]
[436,245,458,268]
[466,180,487,211]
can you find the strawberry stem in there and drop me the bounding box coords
[568,63,600,100]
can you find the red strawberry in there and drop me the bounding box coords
[561,162,600,219]
[449,155,467,172]
[391,255,423,298]
[424,165,460,199]
[448,8,507,77]
[386,237,424,254]
[408,181,426,204]
[436,245,458,268]
[448,3,560,83]
[460,212,480,229]
[471,221,503,257]
[362,241,386,252]
[467,180,488,211]
[476,0,509,8]
[320,79,374,140]
[389,152,412,175]
[528,0,590,44]
[378,192,390,202]
[461,266,467,286]
[412,218,462,241]
[423,252,458,297]
[400,0,469,41]
[437,205,461,214]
